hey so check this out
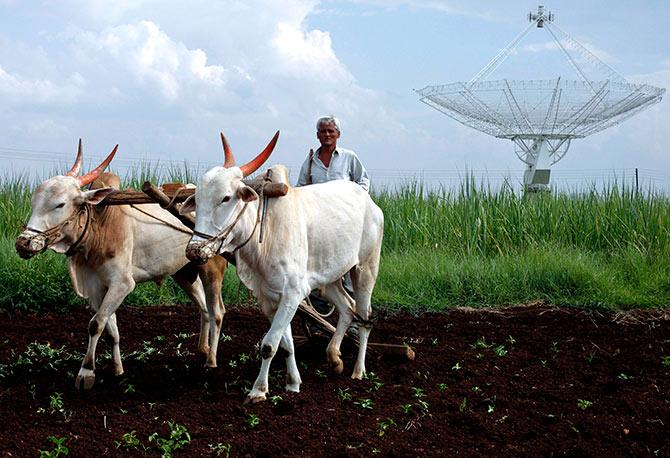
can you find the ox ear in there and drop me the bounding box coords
[179,195,196,214]
[82,187,115,206]
[237,186,257,202]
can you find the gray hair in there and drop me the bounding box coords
[316,115,341,133]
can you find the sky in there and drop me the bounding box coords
[0,0,668,191]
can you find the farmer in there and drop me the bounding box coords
[296,115,370,319]
[296,115,370,190]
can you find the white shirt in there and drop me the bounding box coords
[296,147,370,191]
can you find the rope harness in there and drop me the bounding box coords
[19,205,92,257]
[187,182,267,261]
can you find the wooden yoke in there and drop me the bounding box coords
[99,179,289,207]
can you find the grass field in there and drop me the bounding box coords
[2,171,669,311]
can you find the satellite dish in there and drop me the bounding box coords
[416,5,665,191]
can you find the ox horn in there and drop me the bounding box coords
[65,138,84,177]
[239,131,280,177]
[221,132,235,168]
[77,144,119,187]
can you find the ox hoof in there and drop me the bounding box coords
[329,358,344,375]
[244,395,267,404]
[75,372,96,390]
[285,383,300,393]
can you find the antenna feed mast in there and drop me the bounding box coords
[528,5,554,28]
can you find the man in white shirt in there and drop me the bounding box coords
[297,116,370,190]
[296,115,370,321]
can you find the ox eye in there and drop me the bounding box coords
[221,196,231,204]
[54,203,65,209]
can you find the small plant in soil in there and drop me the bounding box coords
[38,436,69,458]
[209,442,232,457]
[337,388,352,401]
[128,341,161,362]
[412,386,425,398]
[269,395,283,406]
[315,369,327,379]
[246,413,261,428]
[437,383,448,391]
[417,399,430,415]
[459,397,468,412]
[376,417,397,437]
[471,337,492,350]
[617,373,631,381]
[220,333,232,343]
[662,355,670,367]
[354,398,374,410]
[451,362,462,371]
[508,335,516,345]
[487,404,495,414]
[364,372,383,390]
[115,430,144,452]
[400,403,413,414]
[40,392,71,422]
[577,399,593,410]
[494,345,508,357]
[148,421,191,457]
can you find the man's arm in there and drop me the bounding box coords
[296,154,311,187]
[349,153,370,192]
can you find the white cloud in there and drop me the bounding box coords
[0,65,82,105]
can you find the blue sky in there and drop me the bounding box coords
[0,0,667,189]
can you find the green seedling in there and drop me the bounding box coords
[494,345,507,357]
[364,372,384,390]
[437,383,448,391]
[577,399,593,410]
[38,436,69,458]
[209,443,232,457]
[400,403,413,414]
[148,421,191,458]
[411,386,425,398]
[246,414,260,428]
[661,356,670,367]
[376,417,397,437]
[114,431,144,451]
[337,388,352,401]
[451,362,461,371]
[354,398,374,410]
[269,395,283,406]
[459,397,468,412]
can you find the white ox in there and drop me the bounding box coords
[180,132,384,402]
[15,141,227,389]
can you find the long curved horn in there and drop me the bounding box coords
[77,144,119,187]
[221,132,235,168]
[239,131,280,177]
[65,139,84,177]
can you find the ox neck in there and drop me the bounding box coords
[64,204,94,256]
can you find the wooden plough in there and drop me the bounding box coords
[100,180,415,363]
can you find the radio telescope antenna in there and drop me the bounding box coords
[416,5,665,191]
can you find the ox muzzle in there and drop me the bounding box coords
[15,232,48,259]
[185,240,217,265]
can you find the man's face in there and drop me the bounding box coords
[317,122,340,148]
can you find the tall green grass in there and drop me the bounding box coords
[1,170,669,311]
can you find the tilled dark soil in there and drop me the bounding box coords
[0,303,669,457]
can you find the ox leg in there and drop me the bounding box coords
[248,295,301,402]
[197,258,227,368]
[321,282,356,374]
[350,266,376,380]
[172,273,211,358]
[105,313,124,376]
[280,325,301,392]
[76,278,135,390]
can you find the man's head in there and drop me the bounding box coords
[316,115,341,149]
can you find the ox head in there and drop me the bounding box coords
[180,131,279,263]
[15,140,119,259]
